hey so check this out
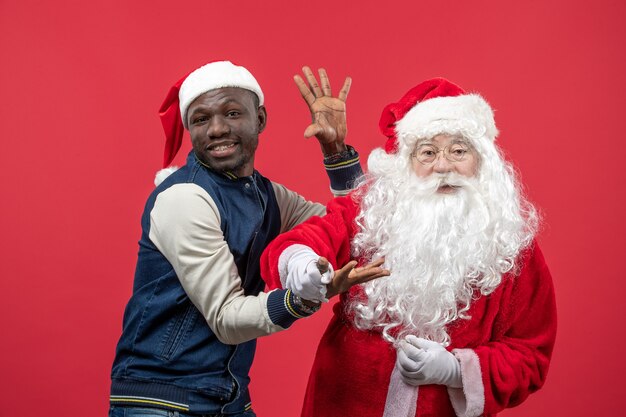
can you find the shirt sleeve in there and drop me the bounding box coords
[447,242,557,417]
[148,183,314,345]
[323,145,363,196]
[271,182,326,233]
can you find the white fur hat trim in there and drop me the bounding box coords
[395,94,498,142]
[179,61,264,128]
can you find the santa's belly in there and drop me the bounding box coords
[301,312,457,417]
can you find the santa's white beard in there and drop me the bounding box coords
[349,165,536,346]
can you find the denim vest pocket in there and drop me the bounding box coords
[157,300,198,361]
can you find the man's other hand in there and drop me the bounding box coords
[322,257,389,299]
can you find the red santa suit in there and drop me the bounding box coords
[260,194,557,417]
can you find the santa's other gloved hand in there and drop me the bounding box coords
[396,335,462,388]
[284,246,333,302]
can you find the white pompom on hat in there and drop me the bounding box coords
[154,166,179,187]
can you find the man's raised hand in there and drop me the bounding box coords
[294,66,352,155]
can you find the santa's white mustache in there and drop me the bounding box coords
[413,172,475,193]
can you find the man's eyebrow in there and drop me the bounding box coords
[189,99,245,114]
[221,99,245,106]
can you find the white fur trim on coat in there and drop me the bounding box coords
[447,348,485,417]
[383,366,418,417]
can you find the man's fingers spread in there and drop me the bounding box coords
[366,258,386,268]
[318,68,332,96]
[294,75,316,106]
[351,265,389,277]
[348,266,390,286]
[303,66,323,97]
[338,77,352,101]
[337,261,357,275]
[354,271,388,285]
[365,270,390,279]
[361,274,389,284]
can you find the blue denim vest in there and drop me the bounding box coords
[111,151,282,414]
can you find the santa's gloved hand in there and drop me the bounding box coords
[396,335,462,388]
[284,246,333,302]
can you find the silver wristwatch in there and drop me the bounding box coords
[292,293,321,315]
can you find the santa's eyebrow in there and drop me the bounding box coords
[416,138,435,146]
[416,135,471,147]
[448,134,470,143]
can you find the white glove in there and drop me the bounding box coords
[395,335,462,388]
[283,246,333,302]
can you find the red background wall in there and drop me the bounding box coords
[1,1,624,415]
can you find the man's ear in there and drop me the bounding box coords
[257,105,267,133]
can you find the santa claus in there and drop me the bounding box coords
[260,78,557,417]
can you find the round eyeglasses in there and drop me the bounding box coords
[411,142,473,165]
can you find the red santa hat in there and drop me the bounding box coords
[158,61,264,168]
[379,78,498,154]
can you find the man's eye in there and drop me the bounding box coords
[451,148,468,156]
[226,111,240,117]
[420,148,436,156]
[192,116,208,124]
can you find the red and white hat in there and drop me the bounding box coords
[158,61,264,168]
[378,78,497,154]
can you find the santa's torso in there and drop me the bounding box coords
[302,257,533,417]
[260,195,556,417]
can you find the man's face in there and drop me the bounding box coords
[410,134,479,193]
[187,87,266,177]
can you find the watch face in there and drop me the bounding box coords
[292,293,321,314]
[304,302,321,314]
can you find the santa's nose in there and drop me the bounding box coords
[432,154,454,173]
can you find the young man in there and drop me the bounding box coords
[109,61,386,417]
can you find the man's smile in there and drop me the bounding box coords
[206,141,238,157]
